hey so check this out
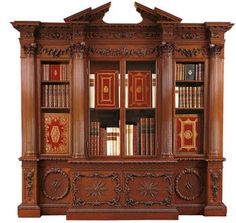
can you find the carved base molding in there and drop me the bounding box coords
[66,208,179,220]
[18,204,41,217]
[204,203,227,216]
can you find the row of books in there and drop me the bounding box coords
[41,64,69,81]
[175,86,204,108]
[89,71,156,108]
[126,117,155,156]
[89,122,120,156]
[176,63,204,81]
[41,84,70,108]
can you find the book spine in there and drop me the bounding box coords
[140,118,146,156]
[66,84,69,108]
[150,118,155,156]
[125,74,128,108]
[145,118,149,155]
[152,73,156,108]
[175,86,179,108]
[89,74,95,108]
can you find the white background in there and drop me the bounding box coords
[0,0,235,222]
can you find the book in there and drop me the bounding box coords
[41,84,70,108]
[175,114,200,153]
[51,64,61,81]
[128,71,151,107]
[95,71,119,108]
[41,113,70,154]
[176,63,204,81]
[175,86,204,108]
[41,63,69,81]
[89,74,95,108]
[184,64,195,80]
[152,73,157,108]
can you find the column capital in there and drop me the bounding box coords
[208,44,223,57]
[22,43,38,56]
[70,42,88,56]
[157,41,175,55]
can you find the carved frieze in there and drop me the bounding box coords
[72,172,121,207]
[42,168,70,200]
[125,173,173,207]
[175,47,208,57]
[38,27,72,40]
[175,168,203,201]
[88,46,157,57]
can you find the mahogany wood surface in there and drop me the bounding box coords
[12,1,233,220]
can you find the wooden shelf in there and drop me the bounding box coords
[176,107,204,110]
[41,80,69,84]
[41,107,70,113]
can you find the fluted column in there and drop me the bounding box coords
[208,45,224,158]
[158,42,175,159]
[71,43,86,158]
[21,43,37,157]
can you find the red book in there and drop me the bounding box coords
[51,64,61,81]
[42,113,70,154]
[175,114,200,153]
[128,71,151,107]
[95,70,118,108]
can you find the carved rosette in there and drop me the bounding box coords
[24,169,34,201]
[210,169,221,203]
[125,173,173,207]
[175,168,203,201]
[72,172,122,207]
[42,168,70,200]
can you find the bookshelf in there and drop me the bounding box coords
[12,2,233,220]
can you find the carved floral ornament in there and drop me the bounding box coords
[22,42,223,57]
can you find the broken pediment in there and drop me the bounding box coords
[64,1,181,24]
[134,2,182,24]
[64,2,111,23]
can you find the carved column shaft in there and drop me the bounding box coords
[72,45,86,158]
[159,43,174,159]
[21,44,37,157]
[208,45,224,158]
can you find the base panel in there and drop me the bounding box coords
[204,203,227,216]
[18,204,41,217]
[66,208,179,220]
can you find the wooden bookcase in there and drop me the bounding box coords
[12,2,233,220]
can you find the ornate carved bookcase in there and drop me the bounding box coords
[12,2,233,220]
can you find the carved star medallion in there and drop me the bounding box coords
[86,181,107,197]
[139,182,159,198]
